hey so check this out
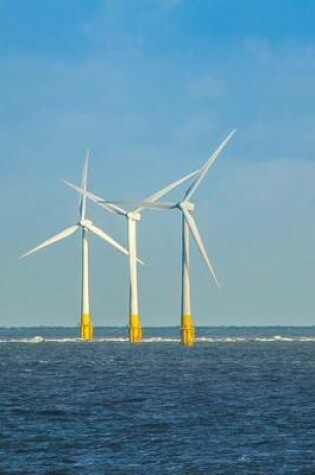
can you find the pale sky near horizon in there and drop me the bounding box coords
[1,0,315,327]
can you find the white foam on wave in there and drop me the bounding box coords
[198,337,247,343]
[31,335,44,342]
[0,335,314,344]
[44,338,81,343]
[254,336,305,342]
[0,337,79,343]
[96,337,129,342]
[0,338,45,343]
[143,337,180,342]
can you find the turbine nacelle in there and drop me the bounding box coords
[127,211,141,222]
[178,201,195,212]
[79,219,93,229]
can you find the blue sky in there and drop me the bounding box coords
[1,0,315,327]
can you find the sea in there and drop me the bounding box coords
[0,326,314,474]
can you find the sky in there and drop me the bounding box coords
[1,0,315,327]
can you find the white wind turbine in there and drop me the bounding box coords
[64,169,199,342]
[126,130,236,345]
[20,151,132,340]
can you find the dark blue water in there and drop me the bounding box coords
[1,327,314,474]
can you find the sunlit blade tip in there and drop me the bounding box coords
[182,208,220,287]
[19,224,78,260]
[213,274,222,290]
[184,130,236,202]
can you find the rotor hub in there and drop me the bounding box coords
[127,211,141,221]
[79,219,92,228]
[178,201,195,212]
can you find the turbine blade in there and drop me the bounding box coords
[137,201,175,210]
[64,180,126,216]
[101,200,175,210]
[184,130,236,202]
[81,149,89,191]
[19,225,79,260]
[80,150,89,221]
[182,208,221,288]
[84,221,144,264]
[133,169,199,212]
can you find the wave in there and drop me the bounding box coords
[0,336,315,343]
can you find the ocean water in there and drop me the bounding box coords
[0,327,314,474]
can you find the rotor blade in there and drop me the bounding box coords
[19,225,79,260]
[64,180,127,216]
[80,149,89,221]
[81,149,89,191]
[133,169,199,212]
[84,221,144,265]
[184,129,236,202]
[136,201,175,210]
[182,208,221,288]
[101,200,175,210]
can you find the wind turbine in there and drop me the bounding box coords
[64,170,199,343]
[20,151,132,341]
[125,130,236,346]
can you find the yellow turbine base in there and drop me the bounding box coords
[181,314,195,346]
[129,314,142,343]
[81,313,93,341]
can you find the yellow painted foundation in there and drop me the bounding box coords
[181,314,195,346]
[80,313,93,341]
[129,314,142,343]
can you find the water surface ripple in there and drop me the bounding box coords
[0,327,314,474]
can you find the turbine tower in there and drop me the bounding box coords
[64,170,198,342]
[20,151,131,340]
[131,130,236,346]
